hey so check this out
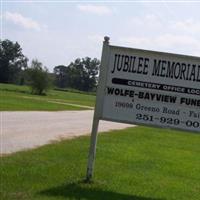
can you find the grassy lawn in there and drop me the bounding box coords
[1,126,200,200]
[0,83,95,111]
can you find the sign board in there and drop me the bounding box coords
[86,37,200,182]
[98,40,200,133]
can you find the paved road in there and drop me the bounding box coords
[1,111,134,154]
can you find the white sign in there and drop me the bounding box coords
[86,37,200,182]
[98,40,200,133]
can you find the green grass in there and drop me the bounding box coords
[0,83,95,111]
[1,126,200,200]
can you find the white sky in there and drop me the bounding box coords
[2,1,200,71]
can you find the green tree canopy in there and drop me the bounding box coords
[0,39,28,83]
[26,59,50,95]
[54,65,70,88]
[53,57,100,91]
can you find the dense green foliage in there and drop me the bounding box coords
[0,39,28,84]
[26,60,50,95]
[1,126,200,200]
[54,57,100,92]
[0,83,95,111]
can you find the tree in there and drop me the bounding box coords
[54,65,70,88]
[0,39,28,83]
[53,57,100,91]
[69,57,100,91]
[26,59,50,95]
[81,57,100,91]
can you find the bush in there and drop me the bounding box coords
[26,59,50,95]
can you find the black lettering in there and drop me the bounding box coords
[152,59,161,76]
[166,61,175,78]
[197,65,200,82]
[137,57,144,74]
[143,58,149,75]
[174,62,181,79]
[131,56,137,73]
[107,87,114,94]
[123,56,130,72]
[160,60,167,77]
[118,55,124,71]
[189,65,196,81]
[111,54,120,73]
[180,63,187,80]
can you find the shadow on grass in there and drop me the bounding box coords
[1,88,30,94]
[39,181,164,200]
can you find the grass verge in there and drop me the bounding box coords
[1,126,200,200]
[0,83,95,111]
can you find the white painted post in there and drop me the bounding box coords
[85,36,110,182]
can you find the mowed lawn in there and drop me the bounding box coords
[0,83,95,111]
[1,126,200,200]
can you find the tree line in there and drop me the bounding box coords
[0,39,100,95]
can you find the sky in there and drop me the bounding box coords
[1,0,200,72]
